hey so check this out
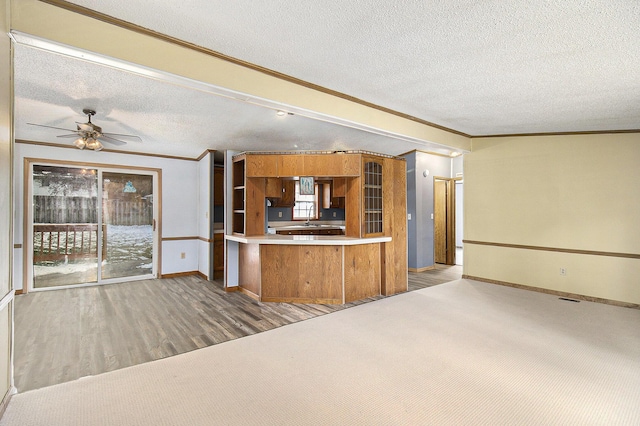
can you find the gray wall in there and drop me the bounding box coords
[403,151,453,270]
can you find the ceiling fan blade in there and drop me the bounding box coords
[98,135,128,146]
[76,122,93,132]
[27,123,76,132]
[102,132,142,141]
[56,133,81,139]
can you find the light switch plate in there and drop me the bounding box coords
[408,213,412,220]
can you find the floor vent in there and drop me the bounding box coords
[559,297,580,303]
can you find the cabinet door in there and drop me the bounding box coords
[213,233,224,279]
[265,178,283,198]
[213,167,224,206]
[246,155,278,177]
[277,180,295,207]
[362,157,383,236]
[278,155,305,177]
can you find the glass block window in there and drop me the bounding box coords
[364,161,383,234]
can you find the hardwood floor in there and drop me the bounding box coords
[14,264,461,392]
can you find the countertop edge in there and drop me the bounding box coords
[225,235,391,246]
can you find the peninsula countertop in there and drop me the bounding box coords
[226,234,391,246]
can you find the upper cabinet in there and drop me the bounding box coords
[362,156,383,236]
[232,151,404,239]
[246,155,278,177]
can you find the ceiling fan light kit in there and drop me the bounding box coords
[28,108,141,151]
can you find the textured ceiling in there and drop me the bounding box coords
[13,1,640,158]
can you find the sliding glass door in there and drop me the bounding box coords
[101,172,154,280]
[30,163,158,290]
[32,165,100,288]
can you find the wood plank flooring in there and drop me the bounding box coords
[14,264,461,392]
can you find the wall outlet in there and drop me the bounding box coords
[181,252,186,259]
[431,213,434,220]
[408,213,412,220]
[278,211,282,218]
[333,211,337,218]
[560,267,566,276]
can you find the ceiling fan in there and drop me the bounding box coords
[28,109,142,151]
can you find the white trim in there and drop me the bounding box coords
[0,291,14,312]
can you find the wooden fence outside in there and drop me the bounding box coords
[33,196,152,225]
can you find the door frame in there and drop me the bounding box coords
[23,158,162,292]
[433,176,462,265]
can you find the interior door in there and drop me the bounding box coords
[434,178,456,265]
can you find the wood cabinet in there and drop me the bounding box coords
[265,178,282,198]
[362,156,384,236]
[213,167,224,206]
[213,233,224,279]
[265,178,295,208]
[246,155,278,177]
[276,153,361,177]
[278,180,295,207]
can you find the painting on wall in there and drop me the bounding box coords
[300,177,315,195]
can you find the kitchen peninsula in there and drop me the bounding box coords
[226,151,407,304]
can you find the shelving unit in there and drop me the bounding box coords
[232,157,246,235]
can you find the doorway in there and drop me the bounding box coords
[27,162,159,291]
[434,177,462,265]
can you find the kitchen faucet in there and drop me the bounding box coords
[306,203,314,225]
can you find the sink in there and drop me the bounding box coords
[276,224,343,230]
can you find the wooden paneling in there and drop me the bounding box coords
[344,244,380,303]
[344,177,361,237]
[246,155,278,177]
[341,154,362,176]
[238,243,260,297]
[381,158,408,296]
[245,177,265,236]
[260,245,342,304]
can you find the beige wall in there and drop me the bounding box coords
[0,0,15,407]
[464,133,640,305]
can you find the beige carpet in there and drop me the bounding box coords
[2,279,639,425]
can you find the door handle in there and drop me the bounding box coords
[153,219,156,231]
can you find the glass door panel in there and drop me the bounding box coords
[101,172,154,280]
[32,165,99,288]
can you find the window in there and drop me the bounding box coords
[292,181,317,220]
